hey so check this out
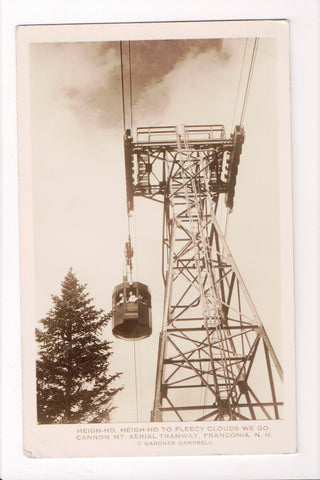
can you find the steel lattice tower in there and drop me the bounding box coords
[124,124,283,422]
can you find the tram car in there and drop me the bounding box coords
[112,281,152,340]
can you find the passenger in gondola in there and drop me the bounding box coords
[117,292,124,305]
[128,290,137,303]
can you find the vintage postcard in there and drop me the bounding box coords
[17,20,295,457]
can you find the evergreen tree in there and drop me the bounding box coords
[36,269,122,424]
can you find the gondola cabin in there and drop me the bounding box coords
[112,281,152,340]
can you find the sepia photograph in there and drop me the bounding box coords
[17,20,295,457]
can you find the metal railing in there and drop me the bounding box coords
[136,124,226,144]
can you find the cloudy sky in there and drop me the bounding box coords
[29,36,280,422]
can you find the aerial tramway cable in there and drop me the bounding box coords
[120,41,126,132]
[119,40,142,422]
[120,40,134,133]
[129,41,133,132]
[120,40,135,277]
[231,38,248,132]
[239,38,259,128]
[223,38,259,238]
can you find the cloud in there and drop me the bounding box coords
[133,39,242,129]
[129,39,224,97]
[60,42,123,128]
[124,39,227,126]
[31,39,227,130]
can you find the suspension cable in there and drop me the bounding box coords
[129,41,133,132]
[120,41,141,421]
[120,40,134,133]
[225,38,257,236]
[133,341,139,421]
[240,38,259,127]
[120,40,135,283]
[231,38,248,131]
[120,41,126,131]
